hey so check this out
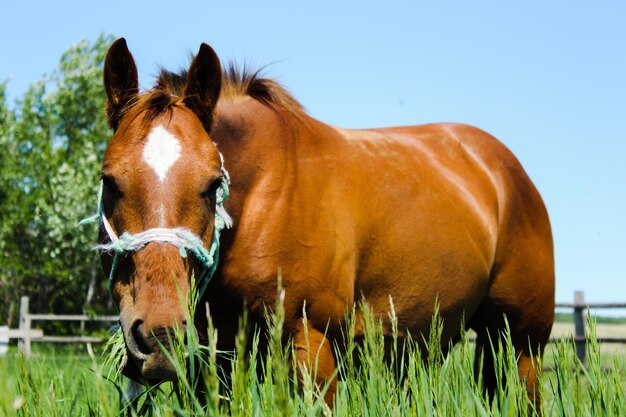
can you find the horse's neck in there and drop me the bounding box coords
[211,98,309,222]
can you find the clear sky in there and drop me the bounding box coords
[2,1,625,311]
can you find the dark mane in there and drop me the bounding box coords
[134,63,304,125]
[222,64,304,113]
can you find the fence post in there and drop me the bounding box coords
[18,296,31,358]
[573,290,586,364]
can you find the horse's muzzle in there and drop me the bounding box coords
[122,319,188,382]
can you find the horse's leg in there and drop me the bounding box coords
[293,319,337,405]
[471,254,553,414]
[472,299,552,413]
[515,346,543,411]
[473,329,499,403]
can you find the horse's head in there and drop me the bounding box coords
[100,38,228,382]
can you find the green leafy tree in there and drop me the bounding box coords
[0,34,114,326]
[0,80,20,324]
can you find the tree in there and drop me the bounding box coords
[0,80,19,325]
[0,34,115,326]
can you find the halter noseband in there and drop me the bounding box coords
[80,166,233,309]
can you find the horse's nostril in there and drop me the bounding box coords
[131,319,153,355]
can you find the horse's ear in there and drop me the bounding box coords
[183,43,222,132]
[104,38,139,130]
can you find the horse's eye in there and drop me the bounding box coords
[101,174,121,196]
[201,178,223,199]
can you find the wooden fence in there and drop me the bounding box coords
[554,290,626,364]
[1,296,118,357]
[1,291,625,360]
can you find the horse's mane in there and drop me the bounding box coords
[133,64,304,126]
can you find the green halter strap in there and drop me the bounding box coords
[80,177,232,309]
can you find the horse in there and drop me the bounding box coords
[97,38,554,408]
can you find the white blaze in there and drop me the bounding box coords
[142,125,182,182]
[159,204,166,226]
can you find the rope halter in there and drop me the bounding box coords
[80,165,233,309]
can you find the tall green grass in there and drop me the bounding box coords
[1,299,625,416]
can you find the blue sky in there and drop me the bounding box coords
[2,1,625,310]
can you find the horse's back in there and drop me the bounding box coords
[331,122,553,338]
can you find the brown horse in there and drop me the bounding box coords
[99,38,554,406]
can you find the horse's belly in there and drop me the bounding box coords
[354,212,493,339]
[357,267,489,339]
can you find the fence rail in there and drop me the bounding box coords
[0,296,119,357]
[555,303,626,309]
[1,291,625,360]
[28,314,119,322]
[554,290,626,363]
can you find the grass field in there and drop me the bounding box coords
[1,305,625,416]
[551,321,626,359]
